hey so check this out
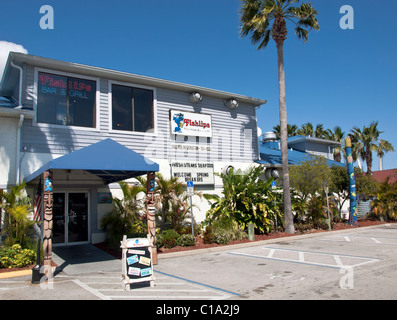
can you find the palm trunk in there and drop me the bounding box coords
[277,42,294,234]
[366,147,373,175]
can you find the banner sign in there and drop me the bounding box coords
[171,161,214,185]
[170,110,212,137]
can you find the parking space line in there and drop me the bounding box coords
[155,271,240,297]
[229,246,381,270]
[72,279,111,300]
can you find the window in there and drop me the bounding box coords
[111,84,154,133]
[37,72,96,128]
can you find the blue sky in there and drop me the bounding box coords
[1,0,396,171]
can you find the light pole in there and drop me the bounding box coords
[324,182,331,230]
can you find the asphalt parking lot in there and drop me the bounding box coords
[1,224,397,301]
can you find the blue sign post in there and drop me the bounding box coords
[345,137,358,226]
[187,181,194,235]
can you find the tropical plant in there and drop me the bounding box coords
[239,0,319,234]
[100,181,146,249]
[273,123,298,139]
[296,122,314,137]
[151,173,191,231]
[370,177,397,221]
[349,121,394,175]
[0,182,34,247]
[374,139,395,171]
[204,166,281,234]
[325,126,345,162]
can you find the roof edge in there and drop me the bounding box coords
[8,52,268,107]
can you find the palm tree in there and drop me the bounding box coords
[297,122,313,137]
[314,124,326,139]
[325,126,345,162]
[272,123,298,139]
[153,173,186,231]
[240,0,319,234]
[349,121,394,175]
[374,139,395,171]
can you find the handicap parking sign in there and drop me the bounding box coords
[187,181,194,196]
[271,180,277,189]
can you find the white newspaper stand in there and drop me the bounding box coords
[121,235,155,290]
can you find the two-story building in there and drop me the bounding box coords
[0,52,267,246]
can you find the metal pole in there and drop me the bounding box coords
[326,188,331,230]
[190,195,194,236]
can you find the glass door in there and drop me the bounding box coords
[52,192,89,245]
[53,193,66,244]
[68,192,88,243]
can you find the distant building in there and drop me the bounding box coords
[372,169,397,184]
[256,132,344,168]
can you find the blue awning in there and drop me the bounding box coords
[25,139,159,184]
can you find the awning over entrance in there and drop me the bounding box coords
[25,138,159,184]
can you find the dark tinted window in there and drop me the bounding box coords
[112,84,154,133]
[37,72,96,128]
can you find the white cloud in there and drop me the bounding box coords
[0,41,28,81]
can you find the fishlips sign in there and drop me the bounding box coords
[170,110,212,138]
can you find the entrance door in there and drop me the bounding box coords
[53,192,89,245]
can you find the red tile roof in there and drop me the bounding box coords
[372,169,397,184]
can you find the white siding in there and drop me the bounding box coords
[20,65,259,167]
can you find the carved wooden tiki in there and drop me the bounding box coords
[42,170,54,274]
[146,171,157,264]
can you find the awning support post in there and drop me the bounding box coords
[42,170,54,278]
[146,171,157,265]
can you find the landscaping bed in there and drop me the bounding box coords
[157,220,391,255]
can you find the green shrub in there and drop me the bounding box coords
[157,229,180,248]
[0,244,36,268]
[213,230,230,245]
[178,234,196,247]
[203,226,214,244]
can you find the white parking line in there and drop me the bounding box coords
[228,246,381,269]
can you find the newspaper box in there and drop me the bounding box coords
[120,235,155,290]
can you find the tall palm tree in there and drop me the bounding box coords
[374,139,395,171]
[349,121,394,175]
[240,0,319,234]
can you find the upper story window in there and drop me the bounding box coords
[111,84,154,133]
[37,72,97,128]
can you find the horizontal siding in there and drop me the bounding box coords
[20,66,259,163]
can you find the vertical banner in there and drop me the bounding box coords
[146,172,157,265]
[42,170,54,274]
[345,137,358,225]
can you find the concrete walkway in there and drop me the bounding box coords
[52,244,120,275]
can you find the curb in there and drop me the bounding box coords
[157,223,393,260]
[0,269,32,279]
[0,266,57,280]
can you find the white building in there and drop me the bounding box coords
[0,52,267,245]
